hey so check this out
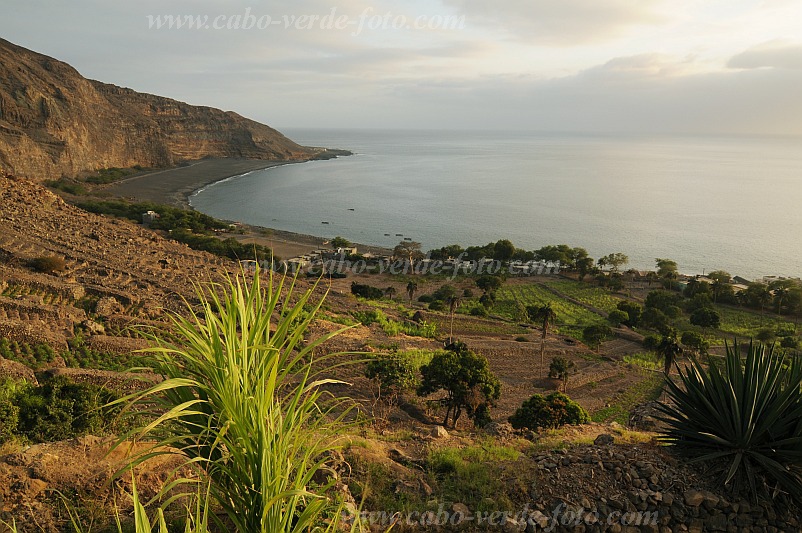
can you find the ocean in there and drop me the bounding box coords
[189,129,802,280]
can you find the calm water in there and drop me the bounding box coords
[190,129,802,279]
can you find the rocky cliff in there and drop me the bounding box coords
[0,38,316,181]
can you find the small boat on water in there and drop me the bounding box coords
[321,221,329,224]
[404,237,412,241]
[395,233,403,236]
[384,233,390,236]
[348,208,355,211]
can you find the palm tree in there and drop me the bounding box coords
[528,304,557,378]
[657,333,683,377]
[406,281,418,304]
[447,295,461,342]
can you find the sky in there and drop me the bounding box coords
[2,0,802,134]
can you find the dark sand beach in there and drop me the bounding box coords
[104,158,291,208]
[103,158,391,260]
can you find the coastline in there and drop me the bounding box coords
[102,156,392,260]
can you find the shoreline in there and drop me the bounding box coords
[102,156,393,259]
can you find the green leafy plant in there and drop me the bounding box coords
[508,392,589,431]
[548,356,576,391]
[657,341,802,501]
[365,353,419,405]
[113,271,356,532]
[418,341,501,428]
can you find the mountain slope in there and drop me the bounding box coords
[0,38,316,180]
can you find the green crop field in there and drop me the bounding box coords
[494,283,605,338]
[545,280,623,313]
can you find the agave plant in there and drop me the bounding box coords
[657,340,802,501]
[112,269,357,532]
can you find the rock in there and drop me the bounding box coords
[82,319,105,335]
[684,489,705,507]
[431,425,449,439]
[529,510,549,528]
[451,502,470,518]
[485,421,514,439]
[594,433,615,446]
[23,478,48,499]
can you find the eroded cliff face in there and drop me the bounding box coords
[0,38,315,180]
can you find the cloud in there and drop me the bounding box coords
[727,41,802,70]
[440,0,665,45]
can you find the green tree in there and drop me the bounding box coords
[690,307,721,329]
[607,309,630,328]
[548,356,576,392]
[598,253,629,273]
[527,304,557,377]
[384,286,397,300]
[418,342,501,428]
[582,324,612,352]
[492,239,515,262]
[655,258,678,279]
[406,280,418,303]
[475,274,503,294]
[330,236,351,248]
[680,331,709,356]
[447,295,461,342]
[657,334,683,376]
[616,300,642,327]
[393,241,423,267]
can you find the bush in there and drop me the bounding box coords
[780,336,799,350]
[657,341,802,501]
[642,334,661,351]
[690,307,721,329]
[428,300,445,312]
[508,392,589,431]
[681,331,709,355]
[549,356,576,391]
[607,309,630,328]
[365,353,419,403]
[582,324,612,350]
[417,294,434,303]
[350,282,384,299]
[14,376,119,442]
[469,305,488,317]
[616,301,642,327]
[29,256,65,274]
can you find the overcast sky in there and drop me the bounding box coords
[2,0,802,134]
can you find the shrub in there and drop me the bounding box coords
[365,353,419,404]
[549,356,576,391]
[350,281,384,299]
[657,341,802,501]
[417,294,434,303]
[508,392,589,431]
[582,324,612,350]
[14,376,119,442]
[780,336,799,350]
[469,305,488,317]
[607,309,629,328]
[428,300,445,312]
[462,288,474,298]
[642,334,661,351]
[680,331,709,355]
[616,301,642,327]
[29,256,65,274]
[689,307,721,329]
